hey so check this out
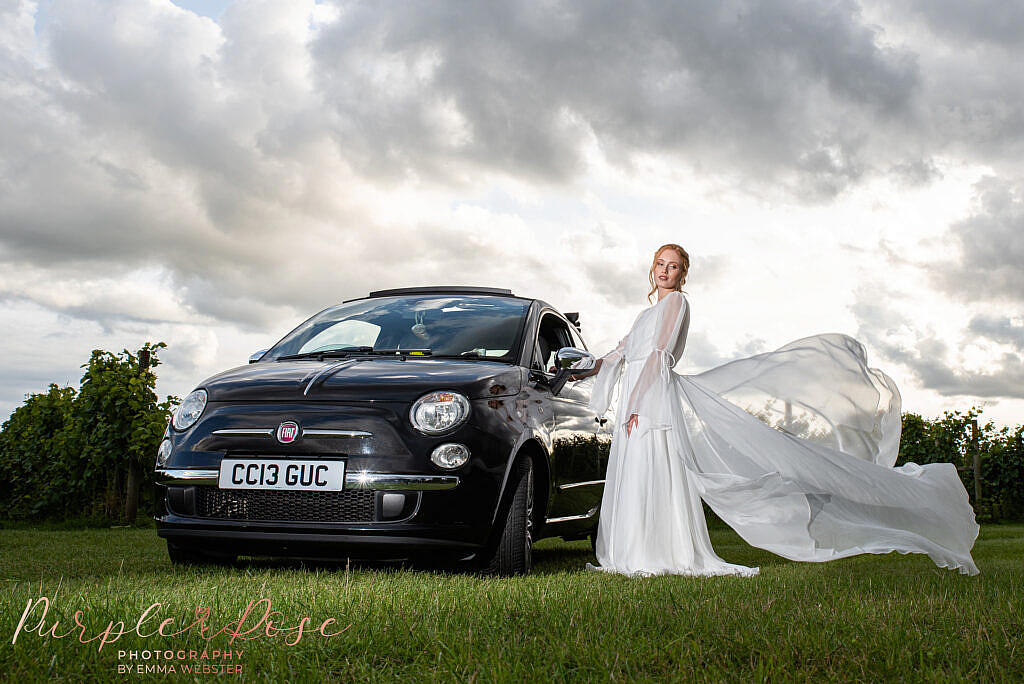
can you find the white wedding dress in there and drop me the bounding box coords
[584,291,980,578]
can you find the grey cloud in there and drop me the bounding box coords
[89,157,150,191]
[0,293,179,334]
[582,260,643,308]
[678,329,732,372]
[929,177,1024,303]
[857,1,1024,168]
[879,334,1024,399]
[851,284,1024,399]
[689,254,730,287]
[968,314,1024,350]
[891,0,1024,47]
[677,329,770,374]
[311,0,921,197]
[886,158,941,187]
[846,178,1024,400]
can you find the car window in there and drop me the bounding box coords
[569,324,587,351]
[534,313,573,374]
[265,295,530,361]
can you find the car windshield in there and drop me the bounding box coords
[265,295,530,362]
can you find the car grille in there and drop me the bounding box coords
[196,488,376,523]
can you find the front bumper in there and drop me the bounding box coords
[158,525,481,561]
[153,467,491,560]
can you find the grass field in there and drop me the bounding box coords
[1,524,1021,682]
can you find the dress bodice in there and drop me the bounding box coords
[624,301,687,364]
[624,306,658,362]
[588,291,690,434]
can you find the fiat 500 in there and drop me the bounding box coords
[154,286,612,575]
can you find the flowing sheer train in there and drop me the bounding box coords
[583,291,980,578]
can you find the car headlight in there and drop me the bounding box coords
[172,389,207,431]
[156,438,172,466]
[410,391,471,434]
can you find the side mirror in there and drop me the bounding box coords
[249,349,269,364]
[550,347,596,395]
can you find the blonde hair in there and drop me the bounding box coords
[647,243,690,304]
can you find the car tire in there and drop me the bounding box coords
[167,541,236,567]
[479,456,534,577]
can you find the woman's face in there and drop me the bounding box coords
[654,249,684,290]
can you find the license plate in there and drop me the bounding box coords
[218,459,345,491]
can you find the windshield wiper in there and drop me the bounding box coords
[277,347,432,361]
[430,353,514,363]
[277,346,375,360]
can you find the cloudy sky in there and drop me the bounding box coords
[1,0,1022,427]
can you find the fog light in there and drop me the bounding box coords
[156,439,172,466]
[430,443,470,469]
[381,492,407,519]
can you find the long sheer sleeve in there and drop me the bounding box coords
[587,332,629,417]
[622,291,689,436]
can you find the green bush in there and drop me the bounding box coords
[0,342,177,524]
[898,407,1024,522]
[0,384,80,520]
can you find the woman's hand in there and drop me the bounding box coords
[626,413,638,437]
[569,357,603,382]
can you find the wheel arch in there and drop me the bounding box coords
[516,439,550,538]
[487,435,551,540]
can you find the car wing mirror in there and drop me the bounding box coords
[550,347,596,395]
[249,349,269,364]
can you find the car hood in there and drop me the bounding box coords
[199,358,522,402]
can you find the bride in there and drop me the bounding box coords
[575,243,980,578]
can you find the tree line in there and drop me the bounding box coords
[0,343,1021,524]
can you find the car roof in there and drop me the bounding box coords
[342,286,524,303]
[338,287,582,334]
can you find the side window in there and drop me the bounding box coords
[533,313,573,374]
[569,324,587,351]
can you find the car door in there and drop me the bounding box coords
[533,312,604,525]
[566,323,613,479]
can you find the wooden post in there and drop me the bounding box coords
[784,400,793,433]
[124,348,150,524]
[970,418,981,503]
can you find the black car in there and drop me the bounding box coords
[154,286,612,575]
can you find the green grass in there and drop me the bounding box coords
[1,525,1021,682]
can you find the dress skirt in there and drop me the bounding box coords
[586,358,760,578]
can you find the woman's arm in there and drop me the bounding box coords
[586,332,630,416]
[569,357,603,381]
